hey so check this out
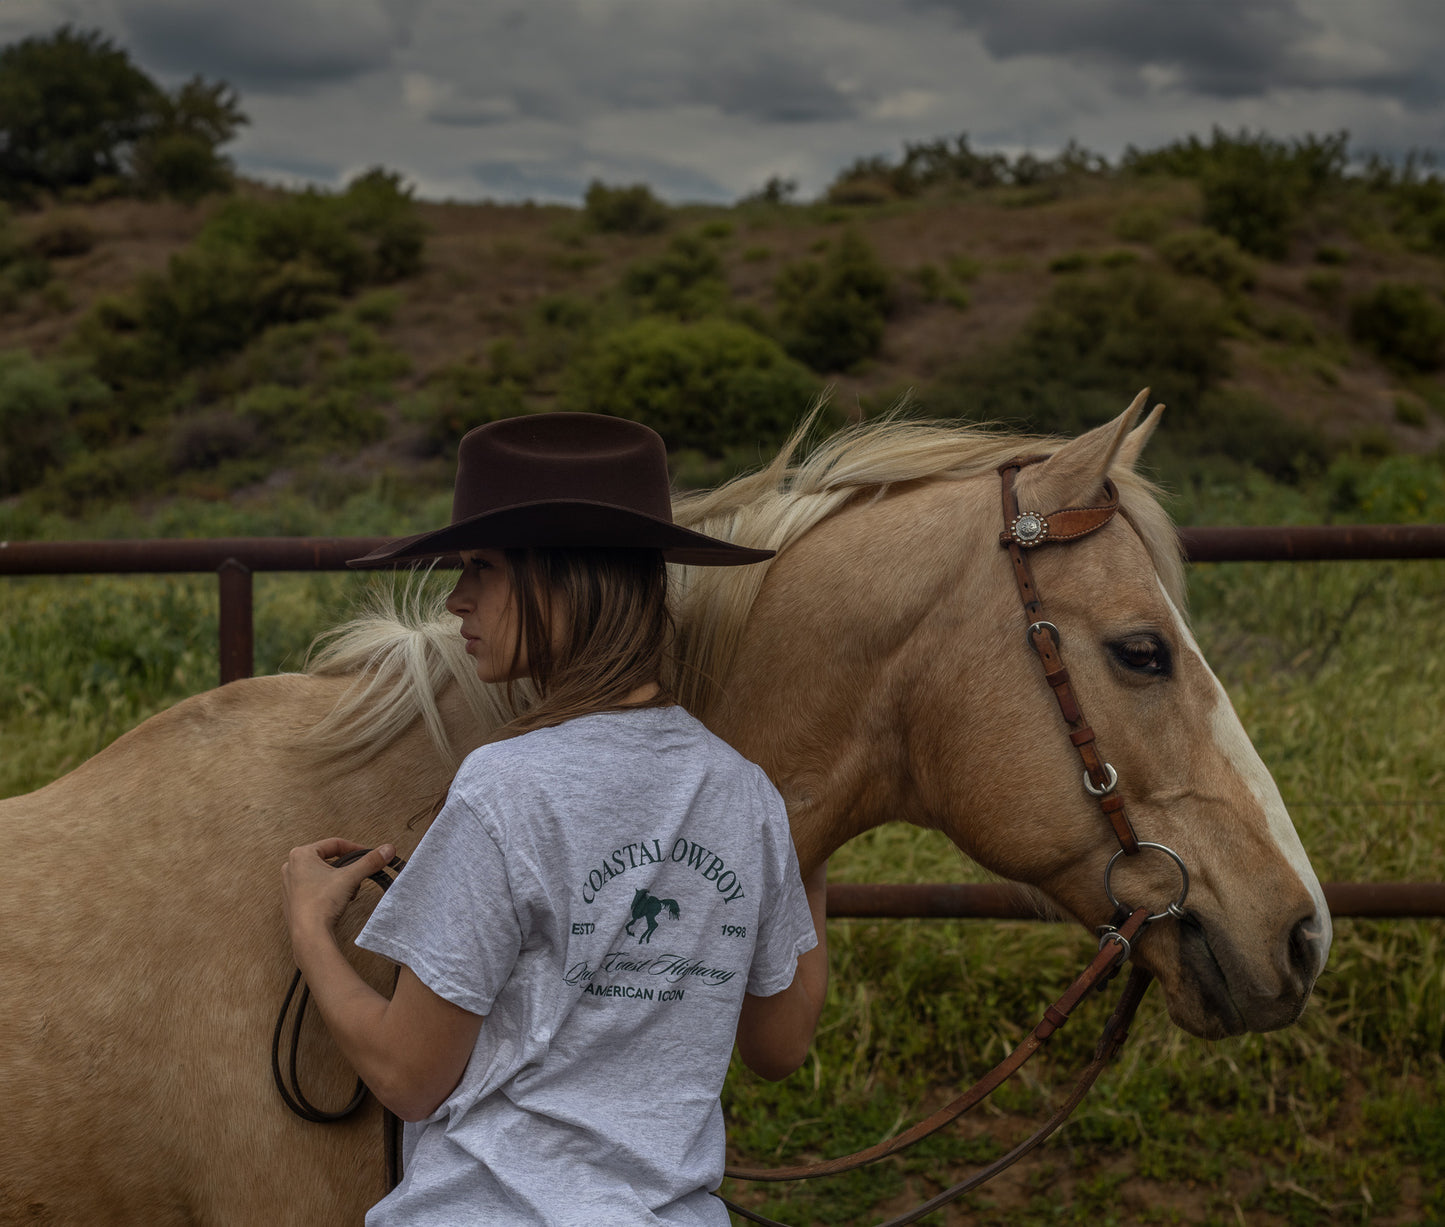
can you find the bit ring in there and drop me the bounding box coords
[1104,841,1190,924]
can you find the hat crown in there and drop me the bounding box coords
[347,411,775,568]
[453,413,673,524]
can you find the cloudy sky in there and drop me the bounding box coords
[4,0,1443,204]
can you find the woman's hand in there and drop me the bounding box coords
[281,838,396,940]
[277,837,483,1121]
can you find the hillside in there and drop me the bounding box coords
[4,141,1445,1227]
[3,136,1445,534]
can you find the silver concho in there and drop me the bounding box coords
[1012,511,1047,545]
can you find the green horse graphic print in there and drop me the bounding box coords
[625,888,681,944]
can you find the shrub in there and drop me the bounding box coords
[1127,129,1348,259]
[1021,267,1230,410]
[946,253,982,282]
[130,130,233,203]
[1349,283,1445,371]
[825,174,896,207]
[774,229,892,372]
[130,76,245,204]
[911,263,945,301]
[1305,269,1344,306]
[78,171,426,393]
[1200,169,1291,258]
[583,181,669,235]
[1394,396,1427,428]
[1185,389,1332,483]
[108,245,286,384]
[622,232,728,318]
[1328,452,1445,522]
[824,134,1108,203]
[219,315,410,409]
[168,408,263,470]
[38,436,169,512]
[200,201,359,297]
[339,168,427,282]
[0,351,109,495]
[26,211,96,259]
[1156,228,1256,293]
[233,382,387,448]
[402,365,528,458]
[0,252,51,301]
[563,317,819,455]
[353,288,402,326]
[741,176,797,206]
[535,294,593,331]
[1114,208,1167,243]
[925,266,1232,438]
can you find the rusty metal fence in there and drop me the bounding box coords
[5,522,1444,920]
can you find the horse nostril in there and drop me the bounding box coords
[1287,914,1323,983]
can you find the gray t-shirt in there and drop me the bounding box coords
[356,704,817,1226]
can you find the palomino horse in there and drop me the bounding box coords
[0,397,1330,1223]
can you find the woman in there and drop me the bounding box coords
[281,413,827,1225]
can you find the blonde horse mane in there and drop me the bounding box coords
[304,411,1184,765]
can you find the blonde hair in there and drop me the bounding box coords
[493,546,674,738]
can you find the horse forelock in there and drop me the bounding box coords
[303,411,1184,759]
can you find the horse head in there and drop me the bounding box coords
[710,394,1330,1041]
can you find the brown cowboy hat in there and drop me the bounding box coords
[349,413,774,568]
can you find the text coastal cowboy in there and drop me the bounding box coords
[580,837,748,905]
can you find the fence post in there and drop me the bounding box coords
[217,559,253,684]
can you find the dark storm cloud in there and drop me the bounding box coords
[908,0,1316,97]
[119,0,409,87]
[907,0,1445,108]
[408,1,862,130]
[606,50,861,123]
[10,0,1445,205]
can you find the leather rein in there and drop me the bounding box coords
[718,457,1190,1226]
[272,850,407,1190]
[273,458,1190,1224]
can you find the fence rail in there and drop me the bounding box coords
[5,524,1442,923]
[825,880,1445,920]
[5,524,1444,684]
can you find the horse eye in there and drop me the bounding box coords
[1111,637,1170,676]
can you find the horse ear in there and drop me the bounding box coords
[1015,389,1152,510]
[1114,396,1165,473]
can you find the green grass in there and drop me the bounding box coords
[2,469,1442,1224]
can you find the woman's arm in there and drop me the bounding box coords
[282,838,484,1122]
[735,860,828,1081]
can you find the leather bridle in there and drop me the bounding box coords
[274,458,1190,1225]
[997,456,1189,932]
[719,458,1191,1225]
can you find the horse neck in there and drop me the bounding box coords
[704,476,1005,872]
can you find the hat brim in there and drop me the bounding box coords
[347,500,775,568]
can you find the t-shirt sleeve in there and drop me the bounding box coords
[356,793,520,1016]
[745,773,819,998]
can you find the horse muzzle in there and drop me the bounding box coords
[1164,907,1326,1039]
